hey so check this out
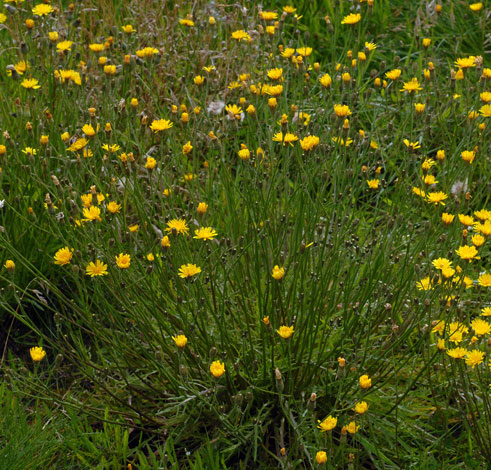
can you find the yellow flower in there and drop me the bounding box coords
[454,56,476,69]
[354,401,368,414]
[21,78,41,89]
[267,68,283,80]
[470,2,483,11]
[85,260,108,277]
[104,65,116,75]
[145,157,157,169]
[30,346,46,361]
[280,48,295,58]
[426,191,447,206]
[367,179,380,189]
[465,350,484,368]
[83,206,102,222]
[115,253,131,269]
[315,451,328,464]
[277,325,294,339]
[225,104,243,119]
[475,220,491,236]
[272,132,298,146]
[317,415,337,432]
[461,150,475,164]
[345,421,360,434]
[259,11,278,21]
[4,259,15,271]
[471,318,491,336]
[136,47,159,58]
[442,213,454,225]
[333,104,351,117]
[56,40,73,52]
[472,234,485,247]
[341,13,361,25]
[161,236,171,248]
[101,143,120,153]
[172,334,188,348]
[480,104,491,117]
[150,119,173,133]
[179,18,195,26]
[178,263,201,278]
[82,123,96,137]
[447,347,467,359]
[0,13,6,23]
[478,273,491,287]
[210,360,225,378]
[403,139,421,151]
[166,218,189,235]
[193,75,204,85]
[272,265,285,280]
[385,69,401,80]
[422,174,437,185]
[400,77,422,93]
[32,3,53,16]
[317,73,332,88]
[89,43,104,52]
[482,307,491,317]
[296,47,312,57]
[231,30,252,42]
[107,201,121,214]
[458,214,474,226]
[54,247,73,266]
[331,137,353,147]
[300,135,320,151]
[455,245,479,262]
[359,374,372,389]
[432,258,452,271]
[122,24,135,33]
[193,227,217,241]
[197,202,208,215]
[238,148,250,160]
[414,103,426,113]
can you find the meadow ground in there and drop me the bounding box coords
[0,0,490,468]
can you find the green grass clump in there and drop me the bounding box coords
[0,0,489,468]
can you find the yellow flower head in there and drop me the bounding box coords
[272,265,285,280]
[32,3,53,16]
[150,119,173,133]
[115,253,131,269]
[231,30,252,42]
[400,77,422,93]
[455,245,479,262]
[341,13,361,25]
[210,360,225,378]
[277,325,294,339]
[178,263,201,279]
[166,218,189,235]
[30,346,46,361]
[4,259,15,271]
[354,401,368,414]
[317,415,337,432]
[172,334,188,348]
[359,374,372,389]
[465,350,484,368]
[54,247,73,266]
[193,227,217,241]
[86,260,108,277]
[333,104,351,117]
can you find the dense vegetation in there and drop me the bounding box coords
[0,0,489,468]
